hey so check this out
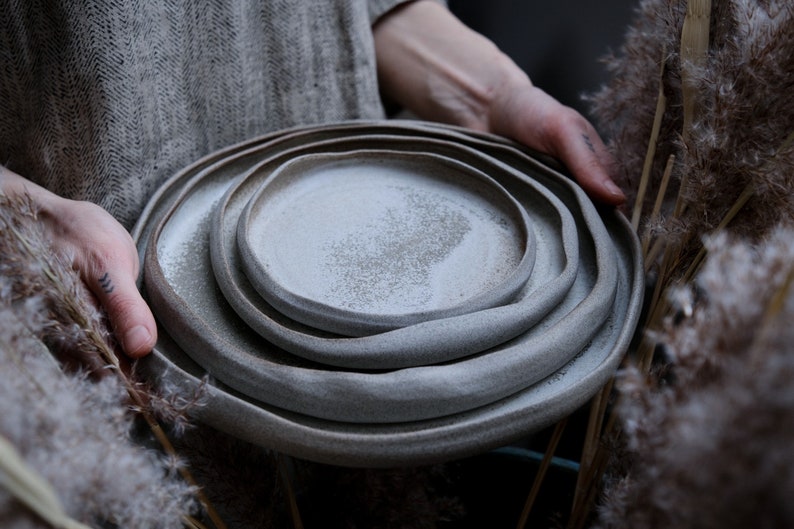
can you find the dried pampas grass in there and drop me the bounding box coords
[595,229,794,529]
[0,193,205,528]
[0,305,198,529]
[589,0,794,275]
[561,0,794,527]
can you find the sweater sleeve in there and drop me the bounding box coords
[368,0,447,25]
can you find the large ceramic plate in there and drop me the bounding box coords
[133,121,643,467]
[237,149,536,336]
[146,137,616,423]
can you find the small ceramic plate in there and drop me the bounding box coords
[237,150,536,336]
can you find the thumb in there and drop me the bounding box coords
[89,267,157,358]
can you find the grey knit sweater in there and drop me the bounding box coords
[1,0,406,228]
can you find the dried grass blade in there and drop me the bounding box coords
[516,417,568,529]
[0,435,92,529]
[683,182,754,283]
[651,155,676,223]
[568,447,610,529]
[569,384,610,520]
[631,50,668,231]
[183,515,211,529]
[642,154,676,256]
[675,0,712,220]
[644,237,666,274]
[680,0,712,141]
[277,454,304,529]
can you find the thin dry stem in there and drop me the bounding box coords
[0,193,226,529]
[277,454,304,529]
[642,154,676,256]
[683,182,755,283]
[631,50,668,231]
[570,383,612,520]
[680,0,712,141]
[516,417,568,529]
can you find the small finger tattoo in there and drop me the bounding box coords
[99,272,115,294]
[582,133,596,153]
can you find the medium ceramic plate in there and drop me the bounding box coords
[133,121,644,466]
[212,136,579,371]
[237,150,536,336]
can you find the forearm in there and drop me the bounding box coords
[373,1,625,205]
[373,0,528,131]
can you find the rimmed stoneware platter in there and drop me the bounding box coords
[133,120,644,467]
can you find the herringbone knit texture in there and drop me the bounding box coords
[1,0,405,229]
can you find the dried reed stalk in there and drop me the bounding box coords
[568,1,718,522]
[575,0,794,525]
[641,154,676,257]
[515,417,568,529]
[277,454,305,529]
[631,49,668,231]
[0,193,227,529]
[674,0,711,225]
[679,0,711,142]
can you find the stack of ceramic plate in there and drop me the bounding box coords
[133,121,643,467]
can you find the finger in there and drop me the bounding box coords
[55,201,159,358]
[90,266,157,358]
[496,86,626,205]
[552,119,626,206]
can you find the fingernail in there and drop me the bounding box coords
[605,180,625,200]
[123,325,153,355]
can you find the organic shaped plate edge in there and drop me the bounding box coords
[142,125,623,422]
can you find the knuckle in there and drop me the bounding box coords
[105,290,144,323]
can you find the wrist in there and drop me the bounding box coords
[0,165,66,220]
[374,1,521,129]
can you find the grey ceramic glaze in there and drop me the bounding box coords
[212,137,578,370]
[145,127,619,424]
[133,121,644,466]
[237,150,536,336]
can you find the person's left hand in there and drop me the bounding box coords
[373,0,625,206]
[487,76,625,205]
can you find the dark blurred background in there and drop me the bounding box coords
[448,0,636,117]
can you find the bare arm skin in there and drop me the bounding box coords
[373,0,625,205]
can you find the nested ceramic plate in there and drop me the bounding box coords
[237,150,536,336]
[133,121,644,466]
[212,136,579,371]
[143,125,621,423]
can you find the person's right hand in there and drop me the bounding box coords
[1,166,156,358]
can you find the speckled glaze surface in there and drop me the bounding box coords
[133,120,644,467]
